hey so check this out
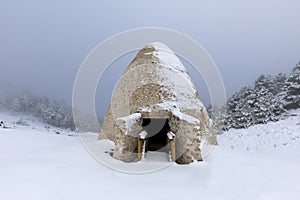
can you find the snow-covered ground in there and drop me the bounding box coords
[0,112,76,136]
[1,110,300,200]
[219,109,300,151]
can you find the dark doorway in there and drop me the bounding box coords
[142,118,170,152]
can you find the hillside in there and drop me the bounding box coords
[219,109,300,151]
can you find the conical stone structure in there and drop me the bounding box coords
[99,42,216,164]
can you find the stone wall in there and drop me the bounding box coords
[169,114,202,164]
[112,114,142,162]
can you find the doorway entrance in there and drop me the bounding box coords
[142,118,170,152]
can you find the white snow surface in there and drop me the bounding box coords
[0,111,75,136]
[219,109,300,151]
[1,111,300,200]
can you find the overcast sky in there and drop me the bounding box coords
[1,0,300,118]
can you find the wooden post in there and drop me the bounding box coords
[166,138,170,153]
[171,137,176,162]
[138,138,142,161]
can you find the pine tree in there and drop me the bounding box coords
[284,63,300,109]
[252,76,285,124]
[254,75,276,95]
[225,87,253,129]
[207,105,227,133]
[274,73,287,94]
[225,74,286,129]
[0,89,75,130]
[252,87,273,124]
[9,95,21,112]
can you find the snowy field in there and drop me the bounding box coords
[1,111,300,200]
[219,109,300,151]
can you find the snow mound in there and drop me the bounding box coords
[219,109,300,151]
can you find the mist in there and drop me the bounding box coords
[1,0,300,120]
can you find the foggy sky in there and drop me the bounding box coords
[1,0,300,119]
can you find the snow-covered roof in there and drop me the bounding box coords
[172,109,200,125]
[127,41,203,110]
[156,101,200,125]
[144,42,187,72]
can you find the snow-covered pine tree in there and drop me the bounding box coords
[274,73,287,94]
[34,97,74,129]
[254,74,277,95]
[0,88,75,130]
[252,87,273,124]
[225,90,240,129]
[18,94,34,113]
[252,75,285,124]
[0,95,4,110]
[225,87,253,129]
[284,63,300,109]
[225,74,286,129]
[207,105,227,133]
[275,73,288,107]
[8,95,22,112]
